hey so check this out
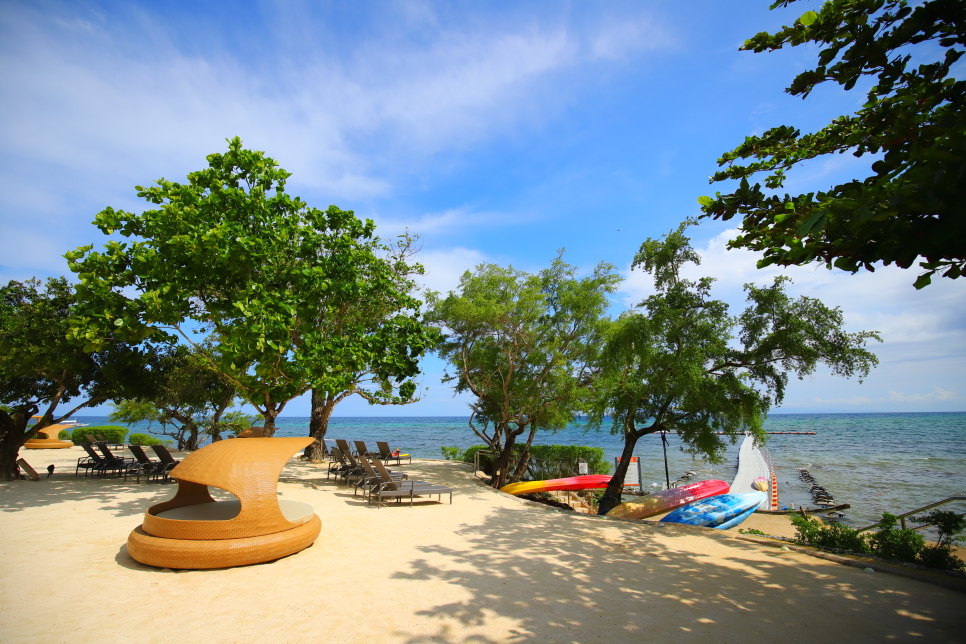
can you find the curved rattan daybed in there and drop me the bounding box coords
[127,437,320,570]
[24,423,74,449]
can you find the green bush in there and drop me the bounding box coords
[869,513,925,563]
[440,446,461,460]
[58,430,70,440]
[911,510,966,571]
[790,514,871,553]
[70,425,128,445]
[129,433,163,446]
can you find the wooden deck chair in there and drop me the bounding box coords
[16,459,40,481]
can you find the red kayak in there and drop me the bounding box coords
[606,479,731,520]
[500,475,615,495]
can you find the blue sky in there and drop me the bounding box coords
[2,0,963,417]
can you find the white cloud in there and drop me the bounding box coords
[811,386,960,406]
[414,246,491,296]
[375,206,535,238]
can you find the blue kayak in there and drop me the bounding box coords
[660,492,765,528]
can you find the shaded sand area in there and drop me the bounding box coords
[2,447,964,643]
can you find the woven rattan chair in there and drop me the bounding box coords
[126,437,321,570]
[23,423,74,450]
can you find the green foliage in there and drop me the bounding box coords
[110,400,160,426]
[58,430,69,440]
[591,222,879,514]
[868,513,925,563]
[913,509,966,548]
[426,253,621,488]
[66,137,437,433]
[912,510,966,571]
[70,425,128,445]
[699,0,966,288]
[0,277,155,479]
[440,446,461,460]
[216,410,261,438]
[738,528,768,536]
[129,433,162,446]
[790,514,872,553]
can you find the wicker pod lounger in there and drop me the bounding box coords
[127,437,321,570]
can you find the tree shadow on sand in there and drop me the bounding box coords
[388,499,965,643]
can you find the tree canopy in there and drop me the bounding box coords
[66,137,436,434]
[699,0,965,288]
[590,222,881,515]
[426,254,621,489]
[0,278,153,480]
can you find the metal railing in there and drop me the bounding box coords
[855,496,966,533]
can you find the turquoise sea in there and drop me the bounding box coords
[74,412,966,529]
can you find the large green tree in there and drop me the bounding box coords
[590,223,881,515]
[699,0,965,288]
[426,254,621,489]
[303,234,438,461]
[67,137,435,435]
[0,278,154,480]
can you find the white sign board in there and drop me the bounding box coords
[615,456,642,492]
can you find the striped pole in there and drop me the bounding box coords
[770,468,779,510]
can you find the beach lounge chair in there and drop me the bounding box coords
[16,459,40,481]
[126,445,169,483]
[326,448,357,481]
[78,443,126,477]
[339,450,368,485]
[96,443,135,477]
[354,440,377,459]
[368,459,452,508]
[150,445,181,481]
[354,455,408,498]
[96,433,126,450]
[335,439,354,457]
[377,441,411,466]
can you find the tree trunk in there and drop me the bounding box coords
[507,427,539,484]
[183,419,201,451]
[597,431,642,515]
[304,389,336,461]
[262,408,280,437]
[0,408,36,482]
[492,429,523,489]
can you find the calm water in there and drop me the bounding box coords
[74,412,966,528]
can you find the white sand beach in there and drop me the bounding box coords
[2,447,964,643]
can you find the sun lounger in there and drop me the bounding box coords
[126,445,170,482]
[326,447,355,481]
[354,455,408,498]
[339,451,368,485]
[335,439,354,457]
[78,443,127,477]
[377,441,411,465]
[96,433,126,450]
[16,459,40,481]
[96,443,135,477]
[368,459,452,508]
[150,445,181,482]
[354,440,378,458]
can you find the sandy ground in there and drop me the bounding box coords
[2,446,964,644]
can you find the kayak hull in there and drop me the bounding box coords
[500,475,613,495]
[660,492,766,528]
[606,479,731,520]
